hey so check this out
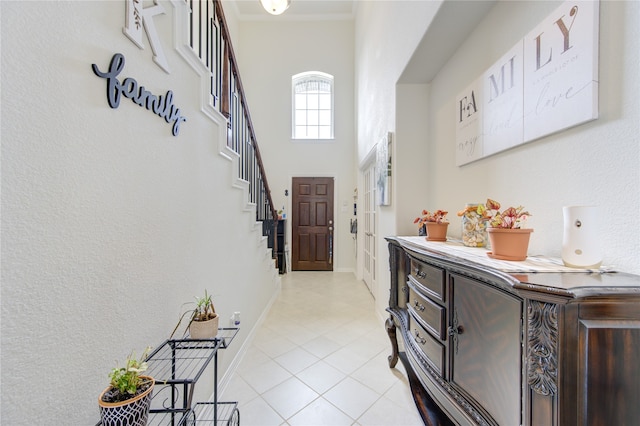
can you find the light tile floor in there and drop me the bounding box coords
[221,271,423,426]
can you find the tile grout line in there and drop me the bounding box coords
[225,272,423,425]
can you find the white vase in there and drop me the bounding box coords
[562,206,602,268]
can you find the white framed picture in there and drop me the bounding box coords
[376,132,392,206]
[483,41,524,157]
[455,77,484,166]
[523,0,599,142]
[455,0,599,165]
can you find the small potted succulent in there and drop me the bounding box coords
[170,290,219,339]
[98,347,155,426]
[414,209,449,241]
[482,198,533,261]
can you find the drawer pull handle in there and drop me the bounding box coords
[414,331,426,345]
[448,308,463,354]
[414,300,425,311]
[414,268,427,279]
[448,325,464,336]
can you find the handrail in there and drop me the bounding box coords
[184,0,279,263]
[215,0,278,222]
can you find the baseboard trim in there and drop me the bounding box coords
[213,278,282,399]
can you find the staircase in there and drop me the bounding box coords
[180,0,279,268]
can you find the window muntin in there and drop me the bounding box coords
[292,72,334,140]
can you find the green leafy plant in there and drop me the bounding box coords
[103,347,153,403]
[413,209,449,227]
[192,290,217,321]
[170,290,217,338]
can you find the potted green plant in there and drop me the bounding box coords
[98,347,155,426]
[414,209,449,241]
[170,290,219,339]
[482,198,533,261]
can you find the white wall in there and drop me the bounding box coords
[355,0,443,313]
[235,19,357,272]
[424,0,639,272]
[1,1,279,424]
[395,84,431,236]
[355,0,640,319]
[2,0,637,422]
[355,1,441,164]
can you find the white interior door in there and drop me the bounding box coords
[363,162,376,296]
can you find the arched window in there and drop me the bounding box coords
[292,72,334,140]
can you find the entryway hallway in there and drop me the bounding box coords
[222,271,423,425]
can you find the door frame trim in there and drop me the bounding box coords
[357,146,378,286]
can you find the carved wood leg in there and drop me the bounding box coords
[386,316,399,368]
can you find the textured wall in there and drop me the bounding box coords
[355,0,640,321]
[236,19,357,273]
[424,0,639,272]
[354,0,442,313]
[1,1,279,424]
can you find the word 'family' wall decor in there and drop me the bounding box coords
[456,0,599,166]
[92,53,187,136]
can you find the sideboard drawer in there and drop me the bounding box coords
[409,313,446,377]
[409,284,446,339]
[410,258,446,302]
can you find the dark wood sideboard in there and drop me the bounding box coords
[385,237,640,426]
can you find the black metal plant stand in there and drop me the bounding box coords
[97,328,240,426]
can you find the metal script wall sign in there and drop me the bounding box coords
[455,0,599,166]
[92,53,187,136]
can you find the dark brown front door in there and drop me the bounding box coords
[291,177,334,271]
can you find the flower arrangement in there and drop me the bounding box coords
[456,204,488,247]
[413,209,449,227]
[483,199,531,229]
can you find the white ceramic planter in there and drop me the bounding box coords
[189,314,219,339]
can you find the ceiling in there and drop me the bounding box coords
[230,0,357,20]
[229,0,496,85]
[398,0,496,84]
